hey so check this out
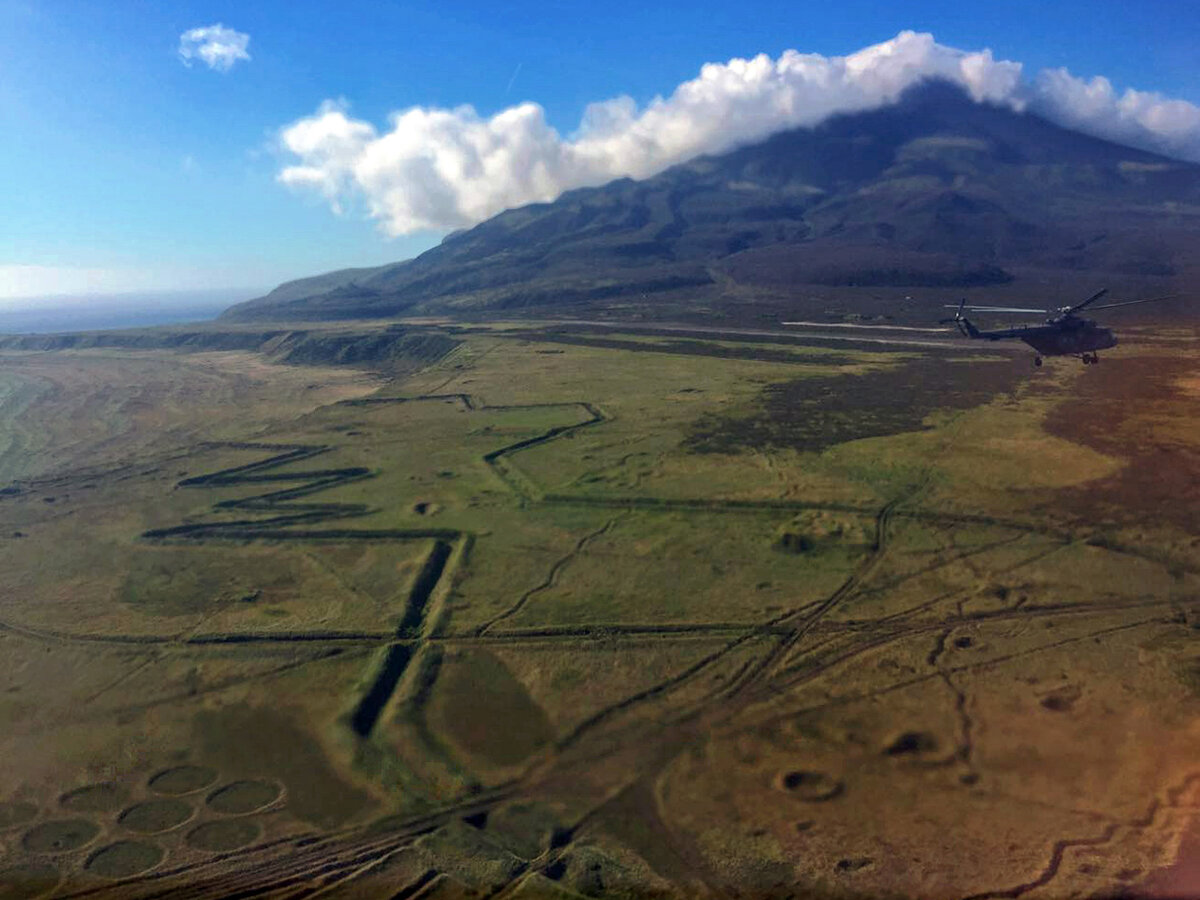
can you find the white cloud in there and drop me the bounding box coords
[179,24,251,72]
[1031,69,1200,161]
[276,30,1200,236]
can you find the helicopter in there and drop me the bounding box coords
[942,289,1177,366]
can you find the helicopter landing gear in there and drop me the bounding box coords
[1081,353,1099,365]
[1033,356,1043,367]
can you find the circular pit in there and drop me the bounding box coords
[84,841,164,879]
[59,783,130,813]
[186,819,263,853]
[22,819,100,854]
[205,780,281,815]
[118,799,194,834]
[147,766,218,796]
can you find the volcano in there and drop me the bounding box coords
[225,81,1200,323]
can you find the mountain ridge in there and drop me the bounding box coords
[225,80,1200,323]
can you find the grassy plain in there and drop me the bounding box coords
[1,321,1198,898]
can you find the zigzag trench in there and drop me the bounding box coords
[42,390,1190,899]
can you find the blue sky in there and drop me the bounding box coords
[2,0,1198,304]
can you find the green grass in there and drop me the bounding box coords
[2,326,1199,897]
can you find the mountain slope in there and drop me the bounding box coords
[226,81,1200,322]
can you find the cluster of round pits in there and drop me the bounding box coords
[3,767,283,886]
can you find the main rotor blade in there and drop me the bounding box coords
[1089,294,1179,311]
[943,305,1047,314]
[1065,288,1109,314]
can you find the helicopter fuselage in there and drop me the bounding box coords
[1015,320,1117,356]
[965,315,1117,358]
[945,288,1180,366]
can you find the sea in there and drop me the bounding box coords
[0,288,266,335]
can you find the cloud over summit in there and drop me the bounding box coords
[277,31,1200,236]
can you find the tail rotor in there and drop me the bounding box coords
[938,298,972,337]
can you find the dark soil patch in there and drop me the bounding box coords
[0,864,60,899]
[147,765,218,795]
[776,532,816,554]
[778,770,844,802]
[205,780,281,815]
[0,802,38,830]
[427,648,554,769]
[836,857,874,873]
[1041,355,1200,531]
[686,355,1021,454]
[192,703,372,828]
[83,841,164,879]
[1039,685,1082,712]
[884,731,940,756]
[118,799,193,834]
[185,819,262,852]
[59,783,130,813]
[22,819,100,853]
